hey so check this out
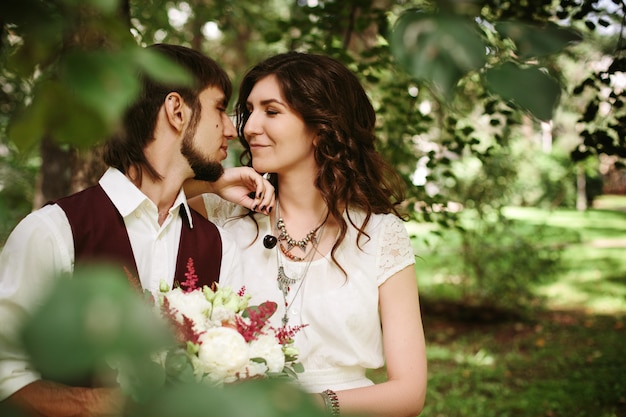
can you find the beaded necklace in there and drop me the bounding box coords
[274,202,327,326]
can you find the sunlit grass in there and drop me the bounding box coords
[405,196,626,417]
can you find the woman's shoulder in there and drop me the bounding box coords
[202,194,249,226]
[345,209,405,231]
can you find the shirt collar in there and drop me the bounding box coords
[99,167,194,228]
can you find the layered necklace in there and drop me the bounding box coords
[274,202,327,326]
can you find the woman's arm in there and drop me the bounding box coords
[185,167,274,215]
[327,265,427,417]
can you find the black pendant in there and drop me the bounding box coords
[263,234,278,249]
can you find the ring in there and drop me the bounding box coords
[262,173,271,180]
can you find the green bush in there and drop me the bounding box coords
[450,218,562,312]
[511,148,578,208]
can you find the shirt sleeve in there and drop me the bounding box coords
[0,205,73,400]
[201,193,247,227]
[376,214,416,286]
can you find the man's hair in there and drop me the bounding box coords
[103,43,231,183]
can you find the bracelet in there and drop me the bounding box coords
[320,389,340,416]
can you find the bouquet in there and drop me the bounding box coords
[117,258,304,393]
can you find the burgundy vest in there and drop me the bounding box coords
[55,184,222,290]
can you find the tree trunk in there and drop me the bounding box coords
[33,0,131,206]
[32,136,74,209]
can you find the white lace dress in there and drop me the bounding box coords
[202,194,416,393]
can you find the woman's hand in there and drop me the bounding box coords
[184,167,275,214]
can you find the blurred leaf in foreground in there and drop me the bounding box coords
[20,264,173,386]
[485,62,561,121]
[390,10,486,100]
[496,21,582,61]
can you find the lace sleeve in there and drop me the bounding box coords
[377,214,416,286]
[201,194,246,227]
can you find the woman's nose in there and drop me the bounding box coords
[243,111,262,137]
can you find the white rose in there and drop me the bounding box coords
[165,288,212,332]
[244,361,268,379]
[209,306,237,324]
[248,332,285,373]
[196,327,250,383]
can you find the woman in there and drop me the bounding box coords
[189,51,426,417]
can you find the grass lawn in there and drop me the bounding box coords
[370,195,626,417]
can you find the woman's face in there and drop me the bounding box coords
[243,74,317,175]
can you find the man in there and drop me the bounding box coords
[0,44,272,416]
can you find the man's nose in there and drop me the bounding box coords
[224,114,236,139]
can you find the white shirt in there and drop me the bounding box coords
[0,168,241,400]
[203,194,416,393]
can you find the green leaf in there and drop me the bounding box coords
[496,21,582,60]
[484,62,561,121]
[6,98,47,153]
[61,49,142,127]
[242,301,277,320]
[137,379,326,417]
[58,0,120,14]
[164,350,196,384]
[291,362,305,373]
[50,88,112,147]
[20,264,173,384]
[10,80,112,149]
[116,354,167,402]
[390,10,486,100]
[2,1,65,76]
[133,48,194,88]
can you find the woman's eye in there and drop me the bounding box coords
[266,109,278,116]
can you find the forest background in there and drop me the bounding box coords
[1,0,625,416]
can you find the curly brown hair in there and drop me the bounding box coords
[236,51,407,270]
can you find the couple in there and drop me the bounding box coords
[0,44,427,417]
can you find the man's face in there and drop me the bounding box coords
[181,86,236,182]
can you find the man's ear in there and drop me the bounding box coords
[164,92,187,132]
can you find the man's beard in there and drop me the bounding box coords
[181,133,224,182]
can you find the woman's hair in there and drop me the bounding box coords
[236,51,407,269]
[103,43,232,183]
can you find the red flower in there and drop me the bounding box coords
[235,301,277,342]
[275,324,309,346]
[180,257,199,292]
[161,296,203,345]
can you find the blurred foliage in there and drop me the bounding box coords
[0,144,38,242]
[21,265,173,387]
[0,265,329,417]
[1,0,624,226]
[456,219,562,312]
